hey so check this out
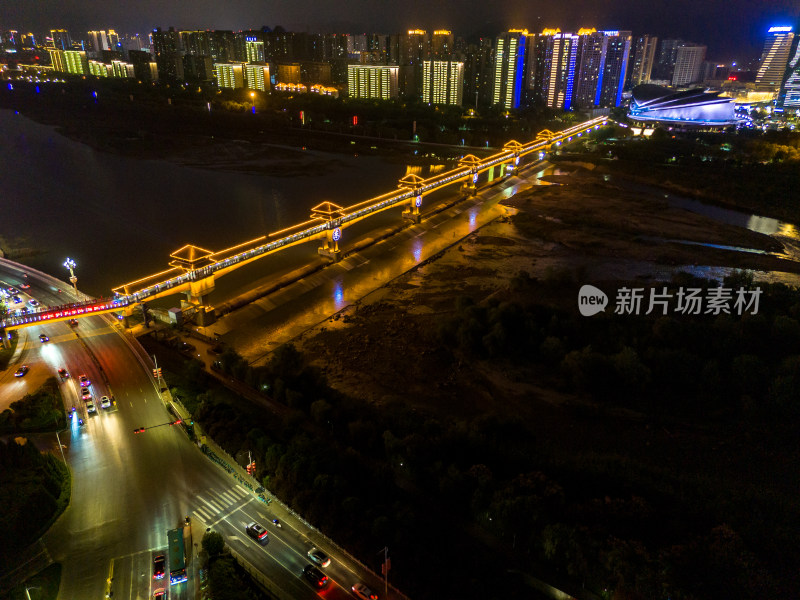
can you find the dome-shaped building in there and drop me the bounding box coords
[628,84,738,129]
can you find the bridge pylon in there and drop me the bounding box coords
[398,174,426,223]
[458,155,482,196]
[311,202,346,262]
[503,140,524,176]
[170,245,217,325]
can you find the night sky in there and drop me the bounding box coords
[2,0,799,61]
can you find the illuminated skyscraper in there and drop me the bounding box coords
[246,37,265,63]
[756,26,795,91]
[152,27,183,80]
[347,64,399,99]
[492,29,529,109]
[779,34,800,108]
[629,34,658,86]
[672,45,706,86]
[88,30,110,53]
[431,30,454,59]
[214,63,244,89]
[245,64,271,91]
[422,60,464,105]
[50,29,71,50]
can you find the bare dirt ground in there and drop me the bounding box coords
[293,164,800,415]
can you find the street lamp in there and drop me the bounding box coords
[250,92,255,112]
[63,257,77,295]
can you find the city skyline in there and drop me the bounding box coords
[1,0,799,61]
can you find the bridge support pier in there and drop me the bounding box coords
[318,228,342,262]
[402,193,422,224]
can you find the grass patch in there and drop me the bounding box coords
[4,562,62,600]
[0,332,19,372]
[0,378,67,434]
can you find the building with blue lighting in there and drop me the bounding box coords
[628,85,738,128]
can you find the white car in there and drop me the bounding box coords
[86,399,96,413]
[100,396,111,409]
[352,583,378,600]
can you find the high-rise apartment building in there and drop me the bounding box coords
[422,60,464,105]
[183,54,213,81]
[464,38,494,108]
[128,49,158,81]
[88,30,110,53]
[214,63,244,89]
[48,49,66,72]
[756,26,795,91]
[431,30,454,59]
[245,64,271,91]
[652,38,683,81]
[628,34,657,86]
[492,30,529,109]
[152,27,183,81]
[347,64,399,100]
[245,37,264,63]
[50,29,72,50]
[671,45,706,86]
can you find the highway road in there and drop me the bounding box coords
[1,260,388,600]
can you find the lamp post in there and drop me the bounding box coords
[250,92,255,112]
[63,257,77,295]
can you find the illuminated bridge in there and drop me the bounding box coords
[2,116,609,331]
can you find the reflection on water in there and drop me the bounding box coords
[746,215,781,235]
[333,279,345,309]
[412,238,423,263]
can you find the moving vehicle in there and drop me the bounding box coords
[39,333,49,342]
[68,318,78,327]
[28,299,39,307]
[86,399,96,413]
[58,368,69,378]
[302,564,329,588]
[152,554,165,580]
[352,583,379,600]
[245,522,269,545]
[167,528,187,585]
[272,519,281,528]
[81,387,92,399]
[19,283,30,290]
[307,547,331,568]
[79,374,90,387]
[101,396,112,409]
[14,365,29,377]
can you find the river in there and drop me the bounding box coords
[0,109,407,297]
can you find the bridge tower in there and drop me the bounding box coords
[398,174,426,224]
[535,129,558,157]
[503,140,524,176]
[169,244,217,325]
[311,202,346,262]
[458,155,482,196]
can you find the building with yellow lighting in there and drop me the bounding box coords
[215,63,245,89]
[422,60,464,105]
[245,63,270,91]
[492,29,530,109]
[347,64,399,100]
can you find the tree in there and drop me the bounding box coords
[202,530,225,558]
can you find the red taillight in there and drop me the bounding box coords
[259,532,267,539]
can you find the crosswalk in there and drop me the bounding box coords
[192,484,252,523]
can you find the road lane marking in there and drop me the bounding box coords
[196,495,222,514]
[234,484,248,495]
[208,496,255,528]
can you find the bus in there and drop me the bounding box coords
[167,528,187,585]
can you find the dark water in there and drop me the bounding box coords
[0,109,406,296]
